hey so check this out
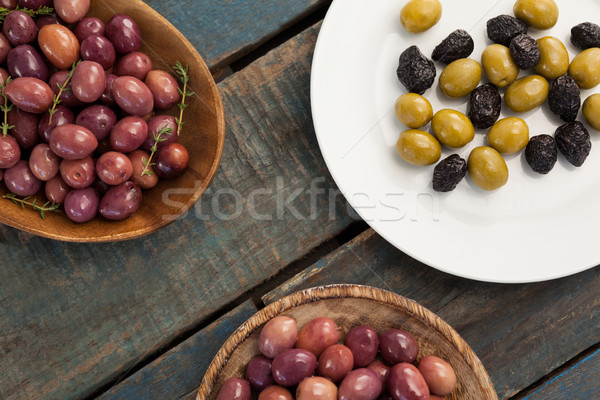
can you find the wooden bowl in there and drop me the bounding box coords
[197,285,498,400]
[0,0,225,242]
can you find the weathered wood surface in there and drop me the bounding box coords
[520,347,600,400]
[143,0,329,70]
[98,301,258,400]
[0,21,355,400]
[264,229,600,400]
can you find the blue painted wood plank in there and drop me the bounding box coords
[0,21,356,400]
[142,0,328,69]
[521,348,600,400]
[97,301,258,400]
[263,230,600,400]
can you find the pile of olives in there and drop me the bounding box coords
[394,0,600,192]
[0,0,190,222]
[215,315,457,400]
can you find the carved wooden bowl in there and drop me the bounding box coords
[0,0,225,242]
[198,285,498,400]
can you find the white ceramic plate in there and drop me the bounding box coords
[311,0,600,283]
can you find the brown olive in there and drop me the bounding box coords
[431,109,474,148]
[481,44,519,88]
[513,0,559,30]
[439,58,481,98]
[400,0,442,33]
[487,117,529,154]
[394,93,433,128]
[583,94,600,131]
[535,36,569,80]
[505,75,549,113]
[396,129,442,166]
[468,146,509,191]
[569,48,600,89]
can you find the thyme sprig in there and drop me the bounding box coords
[48,60,80,124]
[0,6,54,22]
[140,125,173,176]
[174,61,194,136]
[0,76,14,137]
[3,193,60,219]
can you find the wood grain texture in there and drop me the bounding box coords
[520,348,600,400]
[0,21,355,400]
[263,229,600,400]
[198,285,497,400]
[97,301,258,400]
[142,0,328,70]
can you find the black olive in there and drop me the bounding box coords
[431,29,475,64]
[432,154,467,192]
[548,75,581,122]
[525,135,558,174]
[555,121,591,167]
[509,33,540,70]
[467,84,501,129]
[487,15,528,46]
[396,45,436,95]
[571,22,600,50]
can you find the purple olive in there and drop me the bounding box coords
[258,316,298,359]
[0,134,21,168]
[115,51,152,80]
[345,325,380,368]
[379,329,419,365]
[29,143,60,181]
[3,10,37,46]
[271,348,317,387]
[338,368,383,400]
[49,124,98,160]
[38,105,75,143]
[74,17,105,41]
[5,77,54,113]
[112,76,154,116]
[215,377,251,400]
[387,363,430,400]
[7,44,48,81]
[63,187,99,223]
[60,156,96,189]
[4,160,42,196]
[99,181,142,221]
[45,175,70,204]
[8,107,40,150]
[76,105,117,141]
[246,355,275,391]
[71,60,106,103]
[105,14,141,53]
[80,34,116,70]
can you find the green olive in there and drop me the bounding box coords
[400,0,442,33]
[481,44,519,88]
[396,129,442,166]
[439,58,482,98]
[505,75,549,113]
[513,0,559,30]
[569,48,600,89]
[394,93,433,128]
[431,109,475,148]
[583,94,600,131]
[487,117,529,154]
[535,36,569,80]
[468,146,509,191]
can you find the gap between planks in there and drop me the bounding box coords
[88,221,368,400]
[507,342,600,400]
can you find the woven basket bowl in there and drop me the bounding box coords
[197,284,497,400]
[0,0,225,242]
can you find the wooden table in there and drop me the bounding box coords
[1,1,599,399]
